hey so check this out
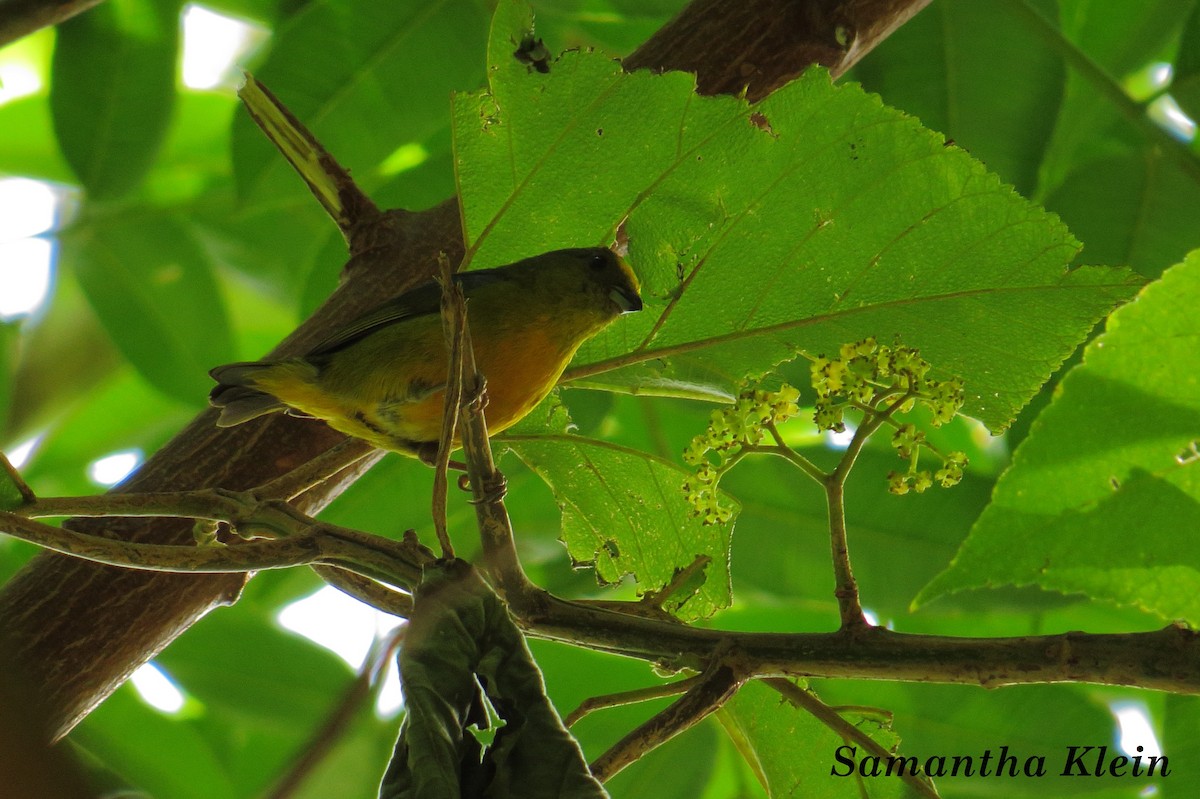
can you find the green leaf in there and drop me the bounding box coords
[453,0,700,262]
[720,680,918,798]
[1162,694,1200,796]
[381,560,606,798]
[231,0,491,201]
[49,0,179,198]
[1174,2,1200,122]
[70,685,239,799]
[605,721,721,799]
[504,396,736,620]
[284,715,398,799]
[64,213,235,404]
[144,91,241,202]
[849,0,1065,195]
[454,3,1142,432]
[4,268,123,449]
[0,95,75,183]
[0,320,15,443]
[814,680,1124,797]
[154,607,354,731]
[917,249,1200,621]
[1045,150,1200,280]
[1037,0,1194,196]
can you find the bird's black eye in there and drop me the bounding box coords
[589,253,608,270]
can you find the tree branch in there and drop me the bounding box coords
[5,492,429,586]
[519,594,1200,694]
[0,0,104,48]
[564,675,703,728]
[624,0,931,100]
[590,653,743,782]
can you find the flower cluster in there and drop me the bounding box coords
[682,385,802,524]
[811,337,965,433]
[887,449,968,495]
[683,338,972,513]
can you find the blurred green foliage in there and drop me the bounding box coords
[2,0,1200,797]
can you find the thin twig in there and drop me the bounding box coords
[454,314,535,601]
[26,488,286,525]
[565,675,703,727]
[431,252,464,560]
[2,505,426,587]
[21,460,425,611]
[742,440,825,483]
[766,678,939,799]
[313,565,414,618]
[823,392,916,630]
[764,419,826,482]
[0,450,36,505]
[824,478,865,630]
[589,654,743,782]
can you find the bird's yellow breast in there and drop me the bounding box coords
[251,312,586,454]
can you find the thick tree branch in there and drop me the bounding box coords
[9,499,1200,697]
[0,202,453,738]
[519,596,1200,695]
[624,0,931,100]
[0,0,104,48]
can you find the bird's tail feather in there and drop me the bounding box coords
[209,362,287,426]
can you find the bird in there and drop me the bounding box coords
[209,247,642,461]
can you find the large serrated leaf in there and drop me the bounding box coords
[509,434,735,621]
[917,249,1200,622]
[454,0,1141,433]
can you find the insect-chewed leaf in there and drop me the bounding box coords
[453,0,1142,432]
[507,436,735,621]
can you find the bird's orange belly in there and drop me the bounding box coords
[343,325,571,452]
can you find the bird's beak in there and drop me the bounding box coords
[610,286,643,313]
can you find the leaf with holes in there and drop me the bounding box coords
[504,396,736,620]
[453,0,1141,431]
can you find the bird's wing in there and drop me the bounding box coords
[305,269,509,359]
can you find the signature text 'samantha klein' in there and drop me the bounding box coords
[831,745,1169,780]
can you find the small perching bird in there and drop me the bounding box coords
[209,247,642,460]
